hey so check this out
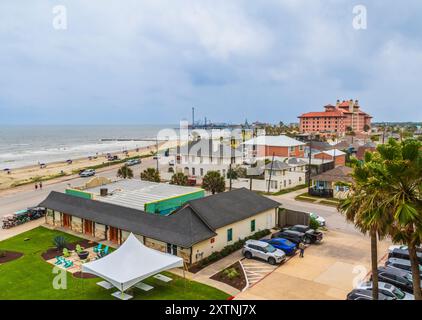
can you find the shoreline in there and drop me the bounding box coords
[0,139,179,191]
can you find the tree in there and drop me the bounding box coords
[117,165,133,179]
[375,139,422,299]
[226,168,238,180]
[140,168,160,182]
[170,172,188,186]
[339,160,391,300]
[202,171,225,194]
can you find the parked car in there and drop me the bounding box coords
[385,258,422,276]
[356,281,414,300]
[374,266,420,294]
[346,289,394,300]
[153,155,161,160]
[168,159,175,166]
[262,238,297,256]
[242,240,286,265]
[107,155,119,161]
[79,169,96,177]
[126,159,141,166]
[388,248,422,264]
[388,245,422,254]
[285,225,323,244]
[309,212,326,227]
[271,230,305,245]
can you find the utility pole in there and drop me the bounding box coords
[229,163,232,191]
[192,107,195,129]
[308,138,313,190]
[156,137,159,172]
[267,153,275,193]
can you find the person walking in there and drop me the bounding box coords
[35,183,38,191]
[39,182,43,190]
[299,242,305,258]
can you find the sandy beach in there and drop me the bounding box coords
[0,140,179,191]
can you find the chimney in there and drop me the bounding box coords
[349,99,354,112]
[336,99,340,107]
[100,188,108,197]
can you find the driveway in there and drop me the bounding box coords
[235,230,390,300]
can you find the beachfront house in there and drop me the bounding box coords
[173,139,243,182]
[40,188,280,265]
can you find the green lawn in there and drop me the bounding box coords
[0,227,230,300]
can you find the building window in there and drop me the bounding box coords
[227,228,233,242]
[200,168,204,176]
[192,167,196,176]
[250,220,256,232]
[167,243,177,256]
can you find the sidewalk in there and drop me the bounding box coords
[0,219,45,241]
[171,250,244,296]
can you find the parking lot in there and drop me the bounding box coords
[236,230,391,300]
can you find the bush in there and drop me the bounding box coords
[53,236,68,251]
[309,216,320,230]
[195,229,271,268]
[223,267,240,280]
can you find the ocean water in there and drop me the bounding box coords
[0,125,173,169]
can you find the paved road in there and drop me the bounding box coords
[269,188,359,235]
[0,157,164,218]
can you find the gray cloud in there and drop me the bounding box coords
[1,0,421,124]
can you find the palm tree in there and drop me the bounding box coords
[375,139,422,299]
[116,165,133,179]
[140,168,160,182]
[170,172,188,186]
[339,160,391,300]
[202,171,225,194]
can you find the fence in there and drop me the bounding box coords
[277,208,310,227]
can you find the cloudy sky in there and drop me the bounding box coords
[1,0,421,125]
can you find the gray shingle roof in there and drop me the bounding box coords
[265,160,291,171]
[311,166,353,183]
[188,188,280,230]
[39,188,280,247]
[178,139,242,158]
[39,191,216,248]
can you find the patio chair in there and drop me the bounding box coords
[54,256,65,265]
[97,246,109,259]
[75,244,84,253]
[63,248,72,257]
[64,259,73,268]
[102,246,109,256]
[93,243,102,253]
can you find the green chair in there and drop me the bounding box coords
[62,248,71,258]
[75,244,84,254]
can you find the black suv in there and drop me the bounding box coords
[285,225,323,244]
[374,266,419,294]
[389,248,422,264]
[347,289,393,300]
[271,230,305,245]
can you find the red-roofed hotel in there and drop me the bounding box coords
[298,99,372,136]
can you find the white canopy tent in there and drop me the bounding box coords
[82,233,184,293]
